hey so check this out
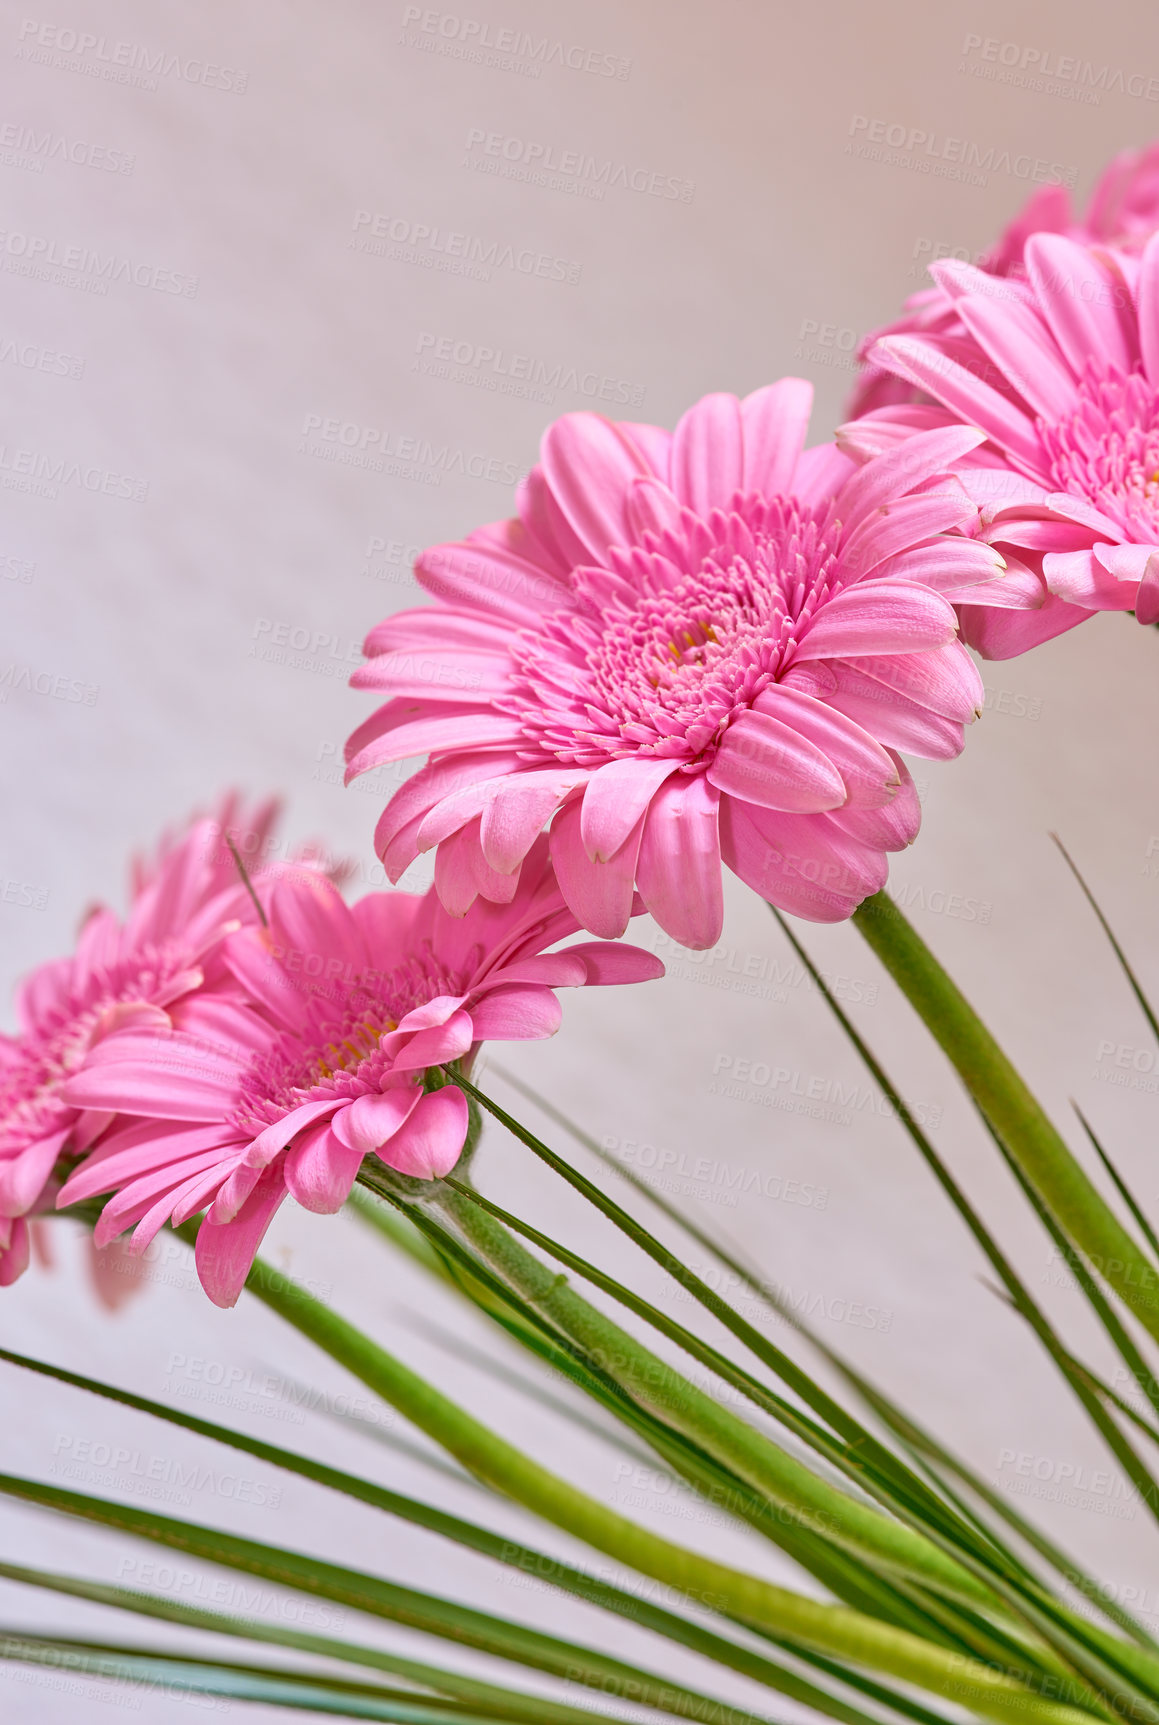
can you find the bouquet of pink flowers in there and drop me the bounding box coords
[5,143,1159,1725]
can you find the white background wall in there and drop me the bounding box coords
[3,0,1159,1717]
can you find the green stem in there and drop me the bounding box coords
[244,1255,1098,1725]
[428,1181,1000,1613]
[851,892,1159,1343]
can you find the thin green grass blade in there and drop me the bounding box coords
[1051,836,1159,1047]
[401,1309,660,1467]
[0,1557,960,1725]
[0,1631,566,1722]
[364,1181,992,1650]
[487,1064,1159,1655]
[0,1471,1114,1725]
[0,1562,656,1725]
[349,1186,453,1276]
[1071,1106,1159,1286]
[435,1083,1159,1709]
[437,1173,1036,1585]
[238,1257,1152,1725]
[406,1170,1154,1710]
[487,1066,975,1501]
[772,911,1159,1509]
[448,1071,1005,1609]
[973,1118,1159,1528]
[815,1353,1159,1651]
[439,1178,879,1479]
[849,891,1159,1341]
[0,1473,790,1725]
[0,1350,892,1725]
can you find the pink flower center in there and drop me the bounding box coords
[0,943,197,1155]
[507,495,840,770]
[1040,365,1159,543]
[230,945,470,1134]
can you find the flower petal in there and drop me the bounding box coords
[824,644,984,723]
[868,336,1045,472]
[352,648,513,701]
[347,710,526,779]
[1139,233,1159,388]
[828,761,921,851]
[879,538,1007,593]
[834,425,989,529]
[957,594,1092,659]
[388,1008,474,1072]
[284,1123,364,1214]
[364,608,514,657]
[378,1086,468,1180]
[624,477,684,540]
[483,952,589,988]
[64,1052,240,1122]
[826,663,966,758]
[792,582,958,661]
[469,984,562,1041]
[753,685,903,804]
[222,928,310,1032]
[375,753,522,881]
[435,820,521,915]
[550,799,642,939]
[332,1085,423,1156]
[196,1167,288,1309]
[0,1127,70,1218]
[568,941,666,985]
[708,710,847,813]
[719,799,863,921]
[954,295,1078,418]
[636,776,723,950]
[1044,548,1139,610]
[1024,234,1139,380]
[579,757,680,863]
[479,770,589,874]
[840,493,977,579]
[416,538,567,622]
[741,378,813,494]
[671,393,743,513]
[540,413,651,561]
[0,1217,30,1286]
[245,1099,344,1170]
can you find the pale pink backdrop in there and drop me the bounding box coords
[2,0,1158,1717]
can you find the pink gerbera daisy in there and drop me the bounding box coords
[56,841,662,1308]
[846,232,1159,658]
[849,142,1159,416]
[346,386,1001,948]
[0,798,298,1286]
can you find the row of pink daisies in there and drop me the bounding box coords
[5,142,1159,1306]
[349,144,1159,946]
[1,803,663,1305]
